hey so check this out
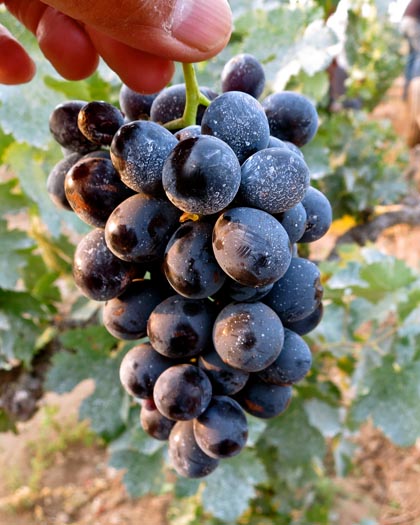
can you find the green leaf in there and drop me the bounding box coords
[0,179,28,216]
[352,359,420,446]
[202,449,267,522]
[0,219,35,289]
[304,399,342,438]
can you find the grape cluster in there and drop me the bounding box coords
[46,53,332,479]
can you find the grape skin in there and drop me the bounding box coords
[221,53,266,99]
[298,186,333,243]
[283,302,323,336]
[234,377,292,419]
[198,347,249,395]
[46,152,81,211]
[140,401,176,441]
[119,84,158,121]
[77,101,125,146]
[274,202,307,244]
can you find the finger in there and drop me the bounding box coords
[4,0,47,33]
[36,7,99,80]
[0,24,35,84]
[42,0,232,63]
[87,27,175,94]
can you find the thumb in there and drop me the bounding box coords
[42,0,233,63]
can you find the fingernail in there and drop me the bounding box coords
[171,0,232,53]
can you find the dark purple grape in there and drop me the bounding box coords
[110,120,178,196]
[46,152,81,211]
[283,302,323,336]
[234,377,292,419]
[153,364,212,421]
[267,136,287,149]
[212,301,284,373]
[258,328,312,385]
[239,148,310,214]
[162,135,241,215]
[163,221,226,299]
[49,100,97,153]
[212,207,292,287]
[104,193,181,263]
[174,125,202,141]
[140,401,175,440]
[77,101,125,146]
[201,91,270,163]
[284,141,304,158]
[168,420,219,478]
[64,156,134,227]
[223,279,273,303]
[193,396,248,458]
[147,295,215,359]
[119,84,159,120]
[103,279,167,340]
[221,53,265,99]
[298,186,332,243]
[119,343,176,399]
[262,91,318,147]
[73,228,134,301]
[274,202,307,244]
[263,257,323,323]
[198,347,249,395]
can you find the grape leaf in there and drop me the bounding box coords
[304,399,342,438]
[0,219,35,289]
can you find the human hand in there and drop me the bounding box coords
[0,0,232,92]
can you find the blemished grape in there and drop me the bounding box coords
[64,155,134,227]
[168,420,219,478]
[212,301,284,373]
[239,147,310,214]
[193,396,248,458]
[110,120,178,196]
[201,91,270,163]
[263,257,323,323]
[77,101,125,146]
[198,346,249,395]
[262,91,318,147]
[212,207,292,287]
[163,221,226,299]
[162,135,241,215]
[103,279,166,340]
[221,53,266,99]
[73,228,134,301]
[153,363,212,421]
[274,202,307,244]
[119,343,176,399]
[105,193,181,263]
[174,125,202,141]
[46,152,81,211]
[298,186,333,243]
[49,100,97,153]
[258,328,312,385]
[234,377,292,419]
[147,295,215,359]
[119,84,158,121]
[283,302,324,335]
[140,400,176,440]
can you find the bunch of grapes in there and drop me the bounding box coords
[46,54,332,479]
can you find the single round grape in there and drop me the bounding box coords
[46,152,81,211]
[110,120,178,196]
[168,420,219,478]
[119,343,176,399]
[283,302,324,336]
[274,202,307,244]
[258,329,312,385]
[193,396,248,458]
[147,295,215,359]
[298,186,333,243]
[262,91,318,147]
[153,364,212,421]
[201,91,270,163]
[212,207,292,287]
[77,101,125,146]
[73,228,134,301]
[119,84,159,120]
[221,53,266,99]
[162,135,241,215]
[239,147,310,214]
[263,257,323,323]
[163,221,226,299]
[198,346,249,395]
[49,100,97,153]
[105,193,181,263]
[64,156,134,227]
[213,301,284,373]
[103,279,166,340]
[140,401,176,440]
[234,377,292,419]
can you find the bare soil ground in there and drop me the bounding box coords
[1,77,420,525]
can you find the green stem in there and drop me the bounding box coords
[165,63,211,131]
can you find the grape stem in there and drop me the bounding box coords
[164,63,211,131]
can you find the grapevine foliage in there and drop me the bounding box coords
[0,1,419,523]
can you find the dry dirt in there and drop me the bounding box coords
[1,77,420,525]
